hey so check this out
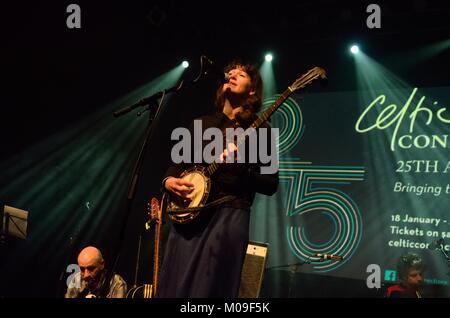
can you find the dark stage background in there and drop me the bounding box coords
[1,1,450,298]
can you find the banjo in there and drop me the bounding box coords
[166,66,327,224]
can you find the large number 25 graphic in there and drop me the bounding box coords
[281,163,365,271]
[263,95,365,272]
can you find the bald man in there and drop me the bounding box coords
[65,246,127,298]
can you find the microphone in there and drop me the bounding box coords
[201,55,229,83]
[314,253,343,261]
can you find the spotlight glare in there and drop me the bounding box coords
[350,45,359,54]
[182,61,189,68]
[265,54,273,62]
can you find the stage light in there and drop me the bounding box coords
[350,45,359,54]
[260,55,277,99]
[182,61,189,68]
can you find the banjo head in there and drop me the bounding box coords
[168,166,211,224]
[182,171,208,207]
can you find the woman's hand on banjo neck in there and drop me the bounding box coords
[165,177,194,202]
[219,143,238,163]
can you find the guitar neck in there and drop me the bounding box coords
[206,86,294,176]
[148,197,162,297]
[152,219,161,294]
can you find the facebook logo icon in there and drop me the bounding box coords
[384,270,396,282]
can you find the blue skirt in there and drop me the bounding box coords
[156,206,250,298]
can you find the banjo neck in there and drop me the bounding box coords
[205,66,326,176]
[205,86,297,177]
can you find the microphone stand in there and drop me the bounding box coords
[56,231,79,297]
[113,81,182,118]
[112,55,213,118]
[435,241,450,269]
[102,56,212,297]
[266,259,312,297]
[100,96,160,297]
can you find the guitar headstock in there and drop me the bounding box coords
[289,67,327,92]
[146,197,161,229]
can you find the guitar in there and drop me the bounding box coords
[127,197,163,298]
[166,66,327,224]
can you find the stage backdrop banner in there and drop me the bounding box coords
[251,86,450,292]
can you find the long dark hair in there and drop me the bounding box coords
[215,59,263,126]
